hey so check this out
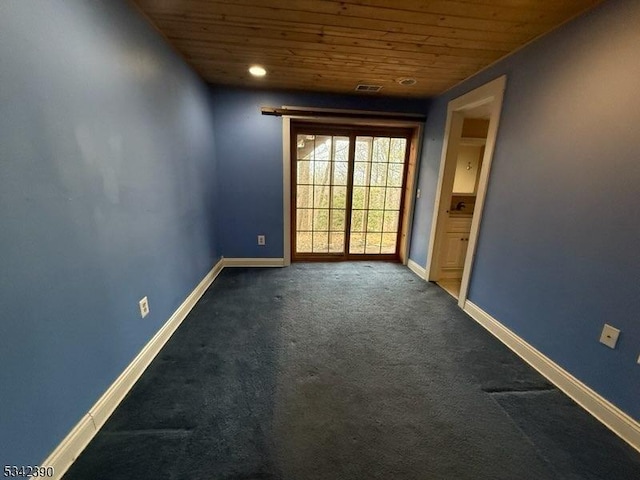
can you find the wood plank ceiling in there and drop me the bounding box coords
[132,0,602,97]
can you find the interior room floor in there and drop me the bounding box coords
[436,278,461,299]
[63,263,640,480]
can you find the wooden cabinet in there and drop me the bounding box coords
[441,233,470,269]
[439,216,471,279]
[447,217,473,233]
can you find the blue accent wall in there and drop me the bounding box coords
[410,0,640,420]
[0,0,219,466]
[210,87,429,258]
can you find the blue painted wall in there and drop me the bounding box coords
[210,87,429,258]
[407,110,447,267]
[0,0,219,466]
[410,0,640,420]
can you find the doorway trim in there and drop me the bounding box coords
[425,76,506,308]
[282,111,423,266]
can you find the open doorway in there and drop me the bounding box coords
[425,76,506,308]
[436,118,488,298]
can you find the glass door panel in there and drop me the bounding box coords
[295,134,350,255]
[349,136,407,255]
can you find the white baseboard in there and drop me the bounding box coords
[222,257,285,267]
[464,300,640,454]
[35,415,96,480]
[407,259,426,279]
[38,259,224,480]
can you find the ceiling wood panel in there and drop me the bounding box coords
[339,0,591,21]
[132,0,602,97]
[171,34,494,67]
[163,20,510,59]
[193,0,549,35]
[157,14,525,51]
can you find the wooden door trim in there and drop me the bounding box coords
[393,133,413,258]
[343,132,357,258]
[283,117,292,266]
[425,75,506,308]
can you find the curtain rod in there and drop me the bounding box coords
[261,106,426,122]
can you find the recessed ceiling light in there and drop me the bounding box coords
[249,65,267,77]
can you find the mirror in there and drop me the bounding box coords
[453,139,485,195]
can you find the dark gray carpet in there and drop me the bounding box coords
[63,262,640,480]
[492,389,640,480]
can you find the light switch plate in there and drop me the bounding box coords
[599,324,620,349]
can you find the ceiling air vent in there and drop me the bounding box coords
[355,84,383,93]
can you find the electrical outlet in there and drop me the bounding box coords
[257,235,266,246]
[416,188,421,198]
[637,354,640,365]
[139,296,149,318]
[599,324,620,349]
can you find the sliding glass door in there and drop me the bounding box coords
[292,124,410,261]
